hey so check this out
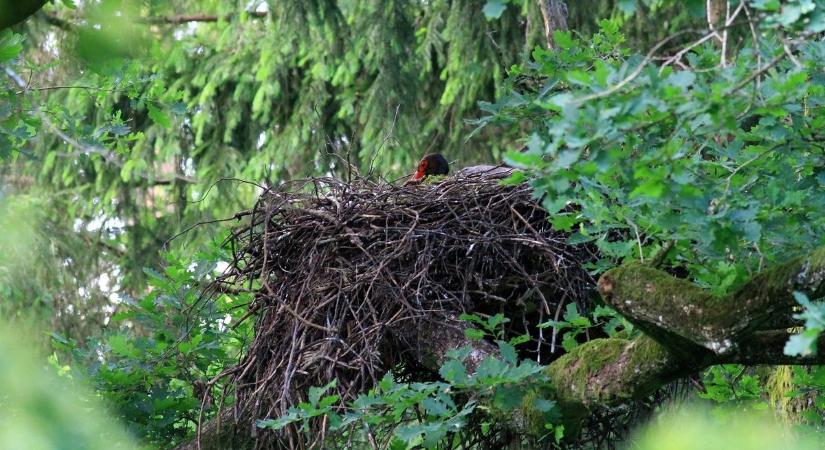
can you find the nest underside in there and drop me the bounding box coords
[217,173,598,446]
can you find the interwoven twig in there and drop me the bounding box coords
[215,173,597,447]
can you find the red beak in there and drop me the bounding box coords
[411,170,425,180]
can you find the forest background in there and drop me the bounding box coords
[3,0,825,449]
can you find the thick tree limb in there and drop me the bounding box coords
[546,335,691,423]
[0,0,49,30]
[546,246,825,421]
[180,246,825,446]
[598,248,825,357]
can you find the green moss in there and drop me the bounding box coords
[422,175,448,184]
[540,339,627,432]
[626,335,670,368]
[602,261,789,350]
[606,262,713,308]
[546,337,677,411]
[540,334,693,435]
[600,246,825,352]
[571,339,629,376]
[606,264,720,319]
[766,366,794,422]
[545,339,628,404]
[518,387,555,436]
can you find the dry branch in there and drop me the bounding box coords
[142,11,268,25]
[210,173,597,448]
[181,170,825,449]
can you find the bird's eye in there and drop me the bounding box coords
[419,161,427,170]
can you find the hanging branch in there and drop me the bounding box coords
[0,0,49,29]
[42,10,269,29]
[141,11,268,25]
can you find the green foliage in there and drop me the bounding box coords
[0,30,32,159]
[0,191,116,346]
[481,4,825,441]
[784,291,825,356]
[536,303,636,351]
[699,365,764,404]
[787,366,825,426]
[592,304,636,339]
[752,0,825,32]
[538,303,591,351]
[52,243,252,447]
[259,348,559,448]
[0,324,138,450]
[459,312,511,340]
[484,12,825,292]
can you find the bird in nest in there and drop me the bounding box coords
[405,153,513,185]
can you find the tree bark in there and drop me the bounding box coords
[550,246,825,411]
[180,246,825,447]
[538,0,568,49]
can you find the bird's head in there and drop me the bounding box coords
[411,153,449,181]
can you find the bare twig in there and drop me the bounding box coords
[43,10,269,29]
[571,30,694,105]
[212,173,596,446]
[742,3,762,89]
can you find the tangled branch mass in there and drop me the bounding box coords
[217,172,597,444]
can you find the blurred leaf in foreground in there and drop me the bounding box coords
[0,325,138,450]
[631,404,820,450]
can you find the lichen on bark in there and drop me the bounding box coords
[545,336,681,413]
[179,246,825,449]
[598,247,825,356]
[539,245,825,429]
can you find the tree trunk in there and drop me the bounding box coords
[538,0,568,49]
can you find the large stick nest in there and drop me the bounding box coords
[219,172,598,445]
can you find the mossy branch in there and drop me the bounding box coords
[179,239,825,447]
[545,246,825,423]
[598,246,825,355]
[544,335,683,424]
